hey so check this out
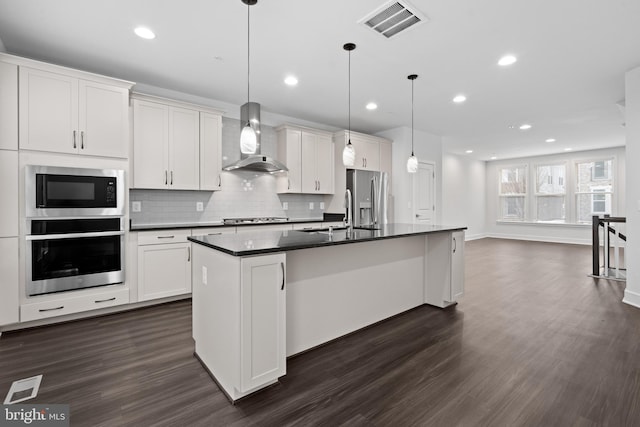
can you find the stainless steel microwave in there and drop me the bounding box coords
[25,165,125,217]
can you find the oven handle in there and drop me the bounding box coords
[26,231,125,241]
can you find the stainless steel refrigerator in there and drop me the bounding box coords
[346,169,389,229]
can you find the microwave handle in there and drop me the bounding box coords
[26,230,125,241]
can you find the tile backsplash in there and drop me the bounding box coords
[130,117,330,225]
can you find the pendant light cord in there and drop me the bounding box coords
[411,78,414,156]
[348,49,351,143]
[247,2,250,111]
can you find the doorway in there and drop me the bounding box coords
[413,161,436,224]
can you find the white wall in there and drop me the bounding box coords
[623,67,640,308]
[377,127,443,224]
[484,147,626,244]
[442,153,486,240]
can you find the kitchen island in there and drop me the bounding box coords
[188,223,466,401]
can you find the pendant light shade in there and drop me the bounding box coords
[407,74,418,174]
[240,0,258,154]
[240,124,257,154]
[343,42,356,167]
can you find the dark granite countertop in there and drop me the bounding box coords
[188,223,467,256]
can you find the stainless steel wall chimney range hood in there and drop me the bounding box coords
[223,102,288,174]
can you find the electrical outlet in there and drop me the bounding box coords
[320,202,325,210]
[309,202,314,210]
[202,266,208,285]
[132,201,141,212]
[196,202,204,212]
[282,202,288,210]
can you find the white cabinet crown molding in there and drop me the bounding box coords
[131,92,225,116]
[0,52,133,89]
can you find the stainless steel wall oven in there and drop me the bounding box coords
[25,166,126,296]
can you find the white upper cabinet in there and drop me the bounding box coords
[19,66,130,158]
[351,135,380,171]
[277,125,334,194]
[133,96,223,191]
[277,128,301,193]
[168,106,200,190]
[0,150,18,238]
[0,61,18,150]
[200,112,222,191]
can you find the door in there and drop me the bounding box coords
[413,162,436,224]
[300,132,317,193]
[315,134,333,193]
[450,231,465,300]
[240,254,286,392]
[200,112,222,191]
[19,67,78,154]
[133,100,169,189]
[79,80,129,158]
[138,243,191,301]
[168,106,200,190]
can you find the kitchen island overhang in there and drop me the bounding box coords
[189,223,466,402]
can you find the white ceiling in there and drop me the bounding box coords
[0,0,638,160]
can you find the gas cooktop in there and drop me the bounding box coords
[223,217,289,225]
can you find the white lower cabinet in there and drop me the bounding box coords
[192,245,286,401]
[137,229,192,301]
[0,237,19,326]
[21,286,129,322]
[425,230,465,308]
[239,254,287,392]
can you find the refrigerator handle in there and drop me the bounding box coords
[371,176,378,226]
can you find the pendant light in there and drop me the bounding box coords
[407,74,419,173]
[240,0,258,154]
[342,43,356,167]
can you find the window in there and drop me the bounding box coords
[535,164,566,222]
[576,159,613,223]
[499,165,527,221]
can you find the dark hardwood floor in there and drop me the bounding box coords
[2,238,640,426]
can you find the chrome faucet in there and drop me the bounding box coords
[344,189,353,230]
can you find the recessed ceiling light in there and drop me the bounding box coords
[519,124,532,130]
[490,156,497,160]
[498,55,517,66]
[564,148,572,151]
[453,94,467,103]
[284,75,298,86]
[134,26,156,40]
[366,102,378,110]
[465,150,473,154]
[545,138,556,143]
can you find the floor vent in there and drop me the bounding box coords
[359,0,427,39]
[3,375,43,404]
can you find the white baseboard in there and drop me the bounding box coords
[623,290,640,309]
[465,233,488,241]
[486,232,591,246]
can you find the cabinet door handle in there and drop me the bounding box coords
[39,306,64,312]
[95,297,116,303]
[170,171,174,185]
[81,131,85,149]
[165,170,168,185]
[280,262,285,290]
[318,180,321,191]
[187,246,191,262]
[218,175,221,187]
[453,237,457,253]
[157,235,175,239]
[288,179,290,190]
[73,130,77,149]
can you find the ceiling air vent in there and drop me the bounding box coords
[359,1,427,39]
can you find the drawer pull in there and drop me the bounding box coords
[95,297,116,303]
[208,232,222,236]
[157,235,175,239]
[39,306,64,312]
